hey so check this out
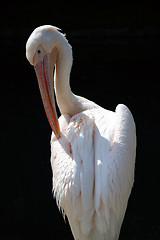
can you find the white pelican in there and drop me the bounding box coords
[26,25,136,240]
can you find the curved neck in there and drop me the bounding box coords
[54,40,77,115]
[54,38,96,116]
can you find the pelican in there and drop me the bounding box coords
[26,25,136,240]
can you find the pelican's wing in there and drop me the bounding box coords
[50,105,136,240]
[94,104,136,239]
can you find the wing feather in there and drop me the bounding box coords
[94,104,136,238]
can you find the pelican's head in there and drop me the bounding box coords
[26,25,64,138]
[26,25,64,65]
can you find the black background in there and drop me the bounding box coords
[1,0,160,239]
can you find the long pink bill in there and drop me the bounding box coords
[34,54,61,139]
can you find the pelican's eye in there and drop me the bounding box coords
[33,45,45,66]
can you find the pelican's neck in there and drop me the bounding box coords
[54,37,97,116]
[54,40,77,116]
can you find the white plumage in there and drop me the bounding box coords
[26,25,136,240]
